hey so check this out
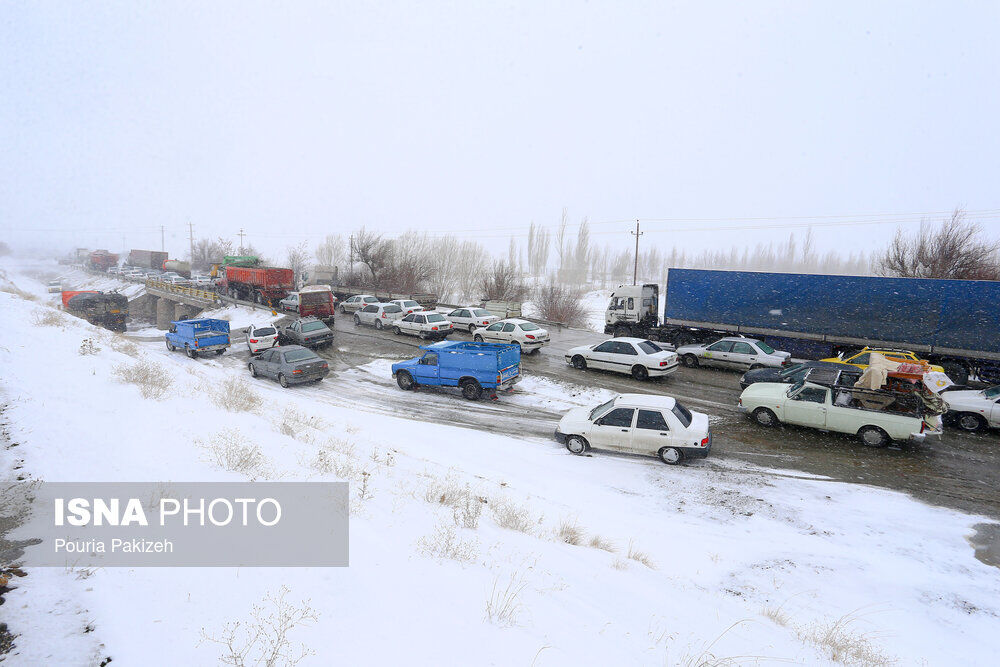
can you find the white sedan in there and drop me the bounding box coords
[340,294,379,314]
[565,337,678,381]
[555,394,711,464]
[354,303,404,329]
[943,385,1000,432]
[676,337,791,371]
[244,323,279,355]
[473,318,549,353]
[446,307,500,333]
[388,299,424,315]
[393,312,454,339]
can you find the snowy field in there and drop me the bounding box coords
[2,257,1000,666]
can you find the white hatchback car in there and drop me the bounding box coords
[340,294,379,314]
[473,318,549,353]
[393,312,454,339]
[566,337,678,381]
[446,307,500,333]
[355,302,404,329]
[244,323,280,355]
[388,299,424,315]
[943,385,1000,432]
[556,394,711,464]
[676,337,791,371]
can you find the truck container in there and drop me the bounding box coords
[604,268,1000,385]
[219,265,294,306]
[128,249,169,269]
[162,259,192,277]
[87,250,119,272]
[62,290,128,332]
[391,341,521,400]
[165,318,231,358]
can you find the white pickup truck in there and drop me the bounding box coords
[739,380,938,448]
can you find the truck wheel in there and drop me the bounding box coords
[186,347,198,359]
[956,412,986,432]
[392,326,401,335]
[255,292,264,305]
[396,371,415,390]
[375,320,384,330]
[752,407,778,427]
[571,355,587,370]
[858,425,890,448]
[248,362,258,377]
[461,380,483,400]
[682,354,699,368]
[474,334,484,342]
[566,435,588,455]
[658,447,683,465]
[614,326,630,338]
[214,349,225,356]
[166,340,175,351]
[353,315,361,326]
[631,365,649,381]
[278,373,290,388]
[941,362,969,386]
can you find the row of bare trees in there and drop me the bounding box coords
[875,209,1000,280]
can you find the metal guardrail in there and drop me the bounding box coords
[145,279,220,304]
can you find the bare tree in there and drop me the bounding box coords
[876,209,1000,280]
[527,222,550,277]
[351,228,392,285]
[481,259,528,301]
[286,242,310,285]
[191,237,236,271]
[314,235,346,269]
[533,281,586,327]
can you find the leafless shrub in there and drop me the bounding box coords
[199,428,271,480]
[556,519,584,546]
[423,477,484,529]
[797,610,895,666]
[0,284,38,301]
[610,559,629,570]
[416,521,479,562]
[627,540,655,569]
[31,309,64,326]
[481,259,528,301]
[484,571,528,627]
[761,604,790,627]
[79,338,101,355]
[112,359,173,399]
[200,585,318,667]
[588,535,616,553]
[532,280,585,326]
[490,497,536,534]
[277,406,326,437]
[876,208,1000,280]
[211,377,263,413]
[452,490,484,530]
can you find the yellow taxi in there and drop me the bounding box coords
[821,347,945,373]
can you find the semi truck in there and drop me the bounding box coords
[62,290,128,332]
[128,249,169,270]
[162,259,192,278]
[604,268,1000,385]
[87,250,119,272]
[218,265,294,306]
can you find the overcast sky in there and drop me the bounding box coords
[2,1,998,259]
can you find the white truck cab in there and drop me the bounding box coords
[605,284,659,337]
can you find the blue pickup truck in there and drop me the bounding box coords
[165,318,231,359]
[391,341,521,400]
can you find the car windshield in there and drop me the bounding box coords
[301,322,327,332]
[384,305,402,313]
[637,341,663,354]
[779,363,806,377]
[519,322,540,331]
[672,402,693,427]
[426,314,445,322]
[589,399,615,421]
[984,386,1000,399]
[472,309,492,317]
[284,349,317,363]
[403,301,418,307]
[756,341,776,354]
[254,327,276,336]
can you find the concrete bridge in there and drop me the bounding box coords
[131,280,221,329]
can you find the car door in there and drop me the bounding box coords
[586,407,636,450]
[482,322,504,342]
[588,341,619,370]
[359,305,376,324]
[257,349,276,377]
[702,341,734,368]
[412,351,440,383]
[632,409,673,455]
[729,341,757,370]
[990,397,1000,427]
[612,341,639,374]
[500,322,517,343]
[783,386,829,427]
[411,314,426,333]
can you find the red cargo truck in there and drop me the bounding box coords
[219,266,294,306]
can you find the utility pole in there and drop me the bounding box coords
[188,221,195,262]
[237,228,246,254]
[631,220,643,285]
[160,225,165,252]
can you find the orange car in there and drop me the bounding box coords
[821,347,946,373]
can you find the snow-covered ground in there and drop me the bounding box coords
[3,257,1000,666]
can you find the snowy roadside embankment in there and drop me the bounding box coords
[2,259,1000,666]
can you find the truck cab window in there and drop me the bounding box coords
[627,297,634,310]
[420,353,439,366]
[794,387,828,403]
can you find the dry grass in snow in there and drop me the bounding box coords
[556,519,585,546]
[112,359,173,399]
[484,571,528,627]
[489,496,537,534]
[416,521,479,562]
[199,428,272,480]
[211,377,263,413]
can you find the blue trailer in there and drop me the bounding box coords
[604,269,1000,384]
[165,318,231,359]
[391,341,521,400]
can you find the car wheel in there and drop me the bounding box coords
[658,447,683,465]
[474,334,484,342]
[375,320,384,330]
[682,354,699,368]
[516,343,523,354]
[186,347,198,359]
[468,324,476,334]
[166,340,175,351]
[566,435,588,455]
[419,331,427,340]
[571,355,587,370]
[215,349,225,356]
[278,373,290,388]
[752,407,778,427]
[248,362,258,378]
[339,304,345,314]
[392,326,401,335]
[859,425,890,448]
[461,380,483,400]
[631,365,649,381]
[956,412,986,433]
[396,371,415,390]
[353,315,361,326]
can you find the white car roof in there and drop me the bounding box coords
[603,337,655,344]
[613,393,677,410]
[719,336,759,343]
[502,318,532,324]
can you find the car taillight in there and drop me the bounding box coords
[293,369,302,374]
[482,321,488,324]
[432,326,438,330]
[194,340,199,347]
[525,334,535,340]
[738,398,742,406]
[496,373,501,383]
[920,421,926,433]
[382,312,387,318]
[659,361,668,366]
[700,437,709,447]
[250,339,258,343]
[321,363,329,369]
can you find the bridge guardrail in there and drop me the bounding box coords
[145,279,220,304]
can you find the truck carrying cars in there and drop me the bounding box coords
[218,265,294,306]
[61,290,128,332]
[165,318,231,358]
[162,259,192,278]
[605,268,1000,385]
[128,249,169,270]
[279,285,336,322]
[391,341,521,400]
